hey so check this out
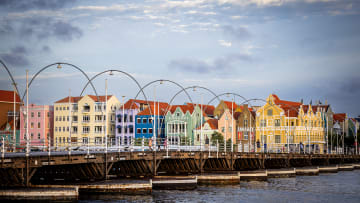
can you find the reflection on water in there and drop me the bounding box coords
[15,171,360,203]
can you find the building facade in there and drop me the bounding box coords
[53,95,120,148]
[135,102,169,140]
[256,94,325,153]
[236,104,256,152]
[20,104,54,147]
[193,118,218,146]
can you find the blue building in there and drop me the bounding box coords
[135,103,168,139]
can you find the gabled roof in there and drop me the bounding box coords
[271,94,302,117]
[196,118,218,130]
[223,100,237,111]
[186,103,215,116]
[88,95,113,102]
[55,95,112,103]
[55,96,83,103]
[121,99,169,110]
[0,90,21,103]
[169,105,195,114]
[333,113,346,123]
[137,103,170,116]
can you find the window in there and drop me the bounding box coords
[67,116,69,121]
[37,133,41,139]
[244,120,248,127]
[137,128,141,134]
[47,133,49,139]
[229,127,232,132]
[72,126,78,133]
[63,116,65,121]
[275,119,280,127]
[291,121,294,126]
[38,112,41,117]
[176,112,180,117]
[129,126,134,133]
[137,118,141,124]
[124,126,128,133]
[275,135,281,143]
[149,118,153,123]
[142,128,147,134]
[38,122,40,128]
[129,115,133,122]
[143,118,147,123]
[67,106,69,110]
[63,127,65,132]
[60,107,62,111]
[267,109,273,116]
[197,134,200,141]
[82,137,88,144]
[118,116,121,123]
[55,127,58,132]
[118,127,121,134]
[95,137,102,145]
[148,128,153,134]
[31,133,34,138]
[31,112,34,117]
[73,116,78,122]
[59,137,61,143]
[56,116,58,121]
[244,132,249,140]
[83,115,90,122]
[56,107,58,111]
[47,112,50,117]
[67,127,69,132]
[31,122,34,129]
[83,126,90,134]
[59,127,62,132]
[59,116,62,121]
[124,114,127,122]
[221,127,225,133]
[260,119,266,127]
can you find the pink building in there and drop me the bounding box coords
[20,104,54,147]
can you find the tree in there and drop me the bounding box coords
[210,131,224,145]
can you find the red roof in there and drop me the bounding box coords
[223,101,237,111]
[88,95,113,102]
[55,96,83,103]
[272,94,302,117]
[186,103,215,116]
[55,95,112,103]
[0,90,21,103]
[197,118,218,130]
[121,99,169,110]
[137,103,170,116]
[333,113,346,122]
[169,105,195,114]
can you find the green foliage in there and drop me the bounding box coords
[211,131,224,145]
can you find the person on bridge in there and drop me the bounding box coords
[149,138,153,151]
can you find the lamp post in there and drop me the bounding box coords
[122,95,125,147]
[12,82,17,152]
[26,70,29,157]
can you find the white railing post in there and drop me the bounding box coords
[216,140,219,158]
[142,137,144,152]
[87,138,90,155]
[118,137,121,153]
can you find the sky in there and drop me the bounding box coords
[0,0,359,117]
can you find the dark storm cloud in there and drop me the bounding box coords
[169,54,252,74]
[42,45,51,53]
[222,25,251,41]
[0,46,29,67]
[2,16,83,42]
[0,0,74,11]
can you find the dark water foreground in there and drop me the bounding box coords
[4,170,360,203]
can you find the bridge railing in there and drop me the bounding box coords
[1,136,359,158]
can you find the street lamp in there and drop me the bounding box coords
[57,63,62,69]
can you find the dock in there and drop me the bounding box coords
[0,187,78,200]
[152,176,197,190]
[338,164,354,171]
[197,174,240,185]
[239,170,268,181]
[267,168,296,178]
[295,167,319,176]
[319,165,338,173]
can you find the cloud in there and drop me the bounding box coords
[169,54,252,74]
[42,45,51,52]
[1,16,83,42]
[218,0,336,7]
[223,25,251,40]
[0,0,74,11]
[0,46,29,67]
[218,39,232,47]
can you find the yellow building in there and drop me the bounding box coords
[256,94,325,154]
[54,95,120,148]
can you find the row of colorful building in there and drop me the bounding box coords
[0,89,358,153]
